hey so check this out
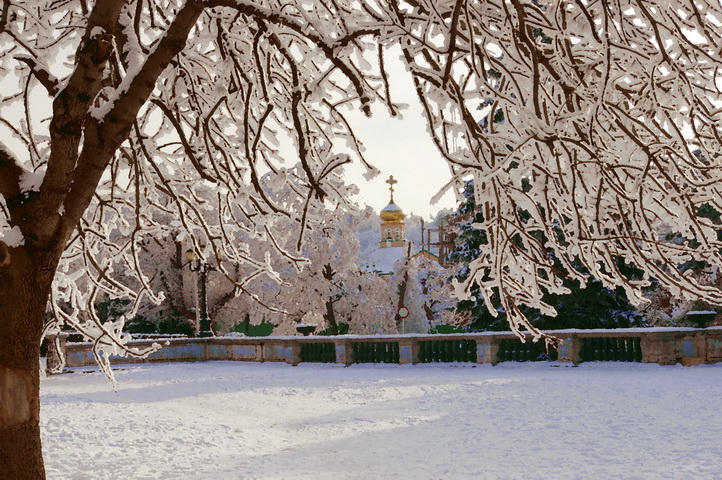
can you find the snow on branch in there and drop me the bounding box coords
[14,54,58,95]
[398,0,722,342]
[7,0,722,366]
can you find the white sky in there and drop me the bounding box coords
[336,44,461,220]
[342,78,459,221]
[0,42,459,222]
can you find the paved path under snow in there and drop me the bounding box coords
[40,361,722,479]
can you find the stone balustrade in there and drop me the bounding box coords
[48,327,722,371]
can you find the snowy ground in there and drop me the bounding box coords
[41,361,722,479]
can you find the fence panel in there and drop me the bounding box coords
[419,340,477,363]
[579,337,642,362]
[299,342,336,363]
[352,341,400,364]
[497,338,557,362]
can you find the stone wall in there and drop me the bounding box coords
[50,327,722,370]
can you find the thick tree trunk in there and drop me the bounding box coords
[0,248,58,479]
[421,281,435,323]
[423,302,435,323]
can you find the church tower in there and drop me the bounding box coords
[379,175,406,248]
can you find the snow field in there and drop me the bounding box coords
[41,361,722,479]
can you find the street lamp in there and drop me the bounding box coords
[186,245,216,337]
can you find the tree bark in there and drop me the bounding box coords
[394,243,413,332]
[395,273,409,332]
[323,298,339,335]
[421,280,435,323]
[0,248,59,479]
[321,264,339,335]
[0,3,207,477]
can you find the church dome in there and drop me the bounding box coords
[380,202,405,223]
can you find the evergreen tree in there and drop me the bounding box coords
[448,181,644,331]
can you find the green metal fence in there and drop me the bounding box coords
[299,342,336,363]
[419,339,477,363]
[352,341,400,363]
[497,338,557,362]
[579,337,642,362]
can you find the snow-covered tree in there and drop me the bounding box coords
[390,251,454,333]
[642,206,722,327]
[218,207,398,335]
[416,1,722,343]
[119,237,195,334]
[2,2,722,476]
[0,1,376,474]
[447,181,644,331]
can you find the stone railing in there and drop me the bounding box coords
[48,326,722,371]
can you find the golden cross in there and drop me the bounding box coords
[386,175,398,203]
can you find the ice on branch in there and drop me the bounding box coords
[4,0,722,388]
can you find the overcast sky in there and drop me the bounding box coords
[0,43,460,222]
[341,57,460,221]
[343,103,459,220]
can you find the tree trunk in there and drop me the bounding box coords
[421,280,435,323]
[395,273,409,332]
[423,302,435,323]
[394,242,413,332]
[0,248,59,479]
[323,298,339,335]
[321,264,339,335]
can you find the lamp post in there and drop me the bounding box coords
[186,245,216,337]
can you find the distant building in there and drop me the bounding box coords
[412,249,439,263]
[360,176,448,274]
[361,176,408,274]
[379,176,406,248]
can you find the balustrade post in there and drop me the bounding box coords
[476,339,499,364]
[556,335,581,364]
[335,339,354,365]
[707,329,722,363]
[399,338,420,364]
[641,332,677,365]
[676,331,707,366]
[290,342,302,366]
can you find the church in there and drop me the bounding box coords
[360,176,410,275]
[360,175,445,275]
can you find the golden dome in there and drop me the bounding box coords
[380,203,405,224]
[379,175,405,224]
